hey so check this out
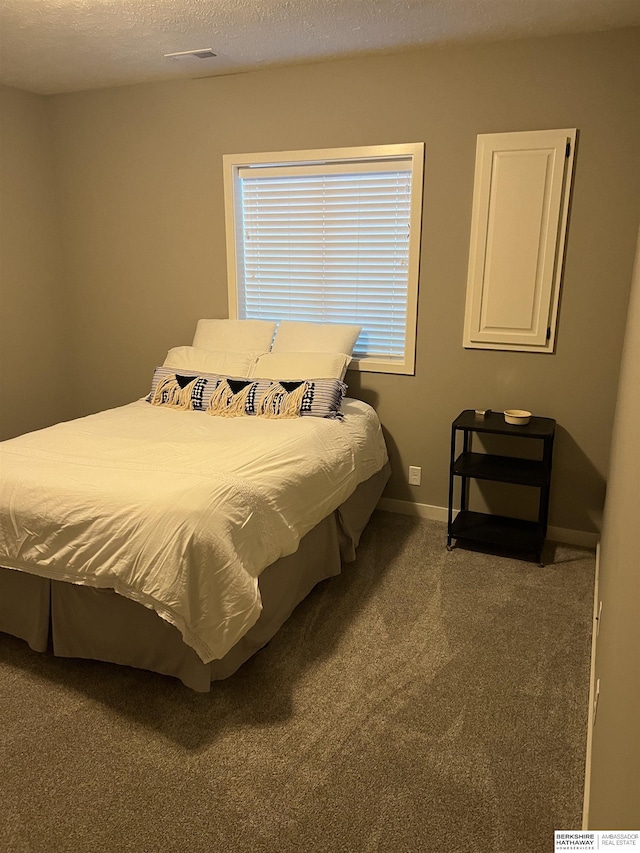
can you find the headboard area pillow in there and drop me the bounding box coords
[270,321,362,355]
[249,352,351,381]
[163,346,261,378]
[192,319,277,352]
[147,366,346,420]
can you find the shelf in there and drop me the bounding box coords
[452,409,556,439]
[450,511,543,555]
[452,452,548,486]
[447,410,555,565]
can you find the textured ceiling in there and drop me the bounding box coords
[1,0,640,96]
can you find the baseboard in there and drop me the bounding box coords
[377,497,599,548]
[582,540,601,829]
[546,525,599,548]
[378,497,448,522]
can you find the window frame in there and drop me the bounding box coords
[223,143,425,375]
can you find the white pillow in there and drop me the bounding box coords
[163,346,262,378]
[249,351,351,381]
[192,319,277,352]
[271,321,362,355]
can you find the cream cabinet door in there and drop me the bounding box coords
[463,129,576,352]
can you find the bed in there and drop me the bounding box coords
[0,319,390,690]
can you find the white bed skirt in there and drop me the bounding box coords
[0,463,389,691]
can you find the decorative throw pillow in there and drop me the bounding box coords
[147,366,346,419]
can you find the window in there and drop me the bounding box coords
[223,144,424,374]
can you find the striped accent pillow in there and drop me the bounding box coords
[146,367,346,420]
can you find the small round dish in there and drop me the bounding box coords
[504,409,531,425]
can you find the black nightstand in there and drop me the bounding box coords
[447,410,556,565]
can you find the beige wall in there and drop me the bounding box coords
[587,229,640,828]
[18,27,640,535]
[0,86,71,439]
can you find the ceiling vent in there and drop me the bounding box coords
[164,48,217,61]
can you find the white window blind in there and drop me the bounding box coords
[224,145,424,374]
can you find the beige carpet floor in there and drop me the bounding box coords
[0,512,595,853]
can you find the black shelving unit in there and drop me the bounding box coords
[447,410,556,565]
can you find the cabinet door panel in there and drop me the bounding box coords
[464,129,576,352]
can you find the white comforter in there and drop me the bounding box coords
[0,399,387,663]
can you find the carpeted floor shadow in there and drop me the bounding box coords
[0,511,594,853]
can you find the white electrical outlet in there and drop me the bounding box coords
[408,465,422,485]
